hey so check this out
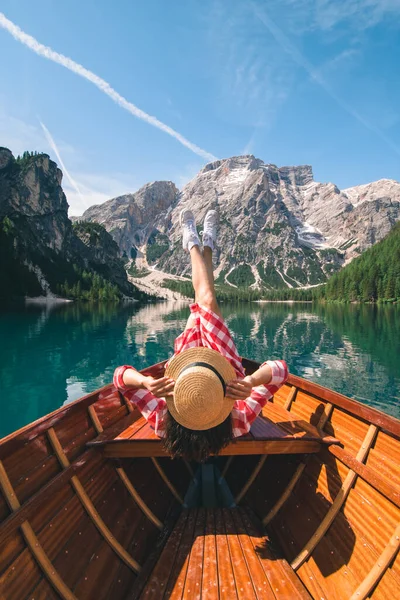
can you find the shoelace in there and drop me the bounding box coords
[186,220,197,236]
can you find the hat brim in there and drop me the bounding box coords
[165,347,237,431]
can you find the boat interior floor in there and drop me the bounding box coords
[132,506,311,599]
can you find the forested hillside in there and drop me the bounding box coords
[320,222,400,302]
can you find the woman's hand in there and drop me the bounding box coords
[143,376,175,398]
[226,375,254,400]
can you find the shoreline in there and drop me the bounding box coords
[254,300,313,304]
[25,296,73,305]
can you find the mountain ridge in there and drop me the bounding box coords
[75,155,400,290]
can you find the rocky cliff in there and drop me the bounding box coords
[77,155,400,289]
[73,181,179,257]
[0,147,146,300]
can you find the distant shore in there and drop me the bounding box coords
[254,300,313,304]
[25,296,73,305]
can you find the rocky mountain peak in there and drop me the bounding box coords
[0,147,14,170]
[75,180,179,256]
[0,147,145,300]
[75,155,400,290]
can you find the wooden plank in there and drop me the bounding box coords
[201,509,219,600]
[262,462,306,526]
[0,457,77,600]
[222,508,257,600]
[131,420,159,440]
[0,464,74,542]
[214,508,238,599]
[72,499,137,600]
[287,374,400,437]
[86,411,143,446]
[317,402,333,430]
[230,508,276,600]
[183,508,206,599]
[284,385,298,410]
[349,523,400,599]
[28,578,61,600]
[20,520,78,600]
[0,387,108,458]
[165,509,197,599]
[47,427,141,574]
[104,439,322,458]
[291,424,378,570]
[250,417,289,439]
[151,458,184,505]
[329,444,400,508]
[0,541,45,599]
[264,402,339,444]
[88,404,104,434]
[128,503,180,600]
[240,507,311,599]
[116,466,163,530]
[137,508,187,599]
[235,455,268,503]
[241,356,400,437]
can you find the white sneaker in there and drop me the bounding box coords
[180,209,200,251]
[202,209,219,250]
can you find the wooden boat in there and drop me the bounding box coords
[0,357,399,599]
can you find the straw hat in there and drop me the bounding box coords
[164,347,236,431]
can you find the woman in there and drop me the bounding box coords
[114,209,288,462]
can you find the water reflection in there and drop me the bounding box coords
[0,301,398,437]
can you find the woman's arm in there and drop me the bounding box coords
[227,361,287,400]
[117,367,175,398]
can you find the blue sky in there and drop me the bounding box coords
[0,0,399,215]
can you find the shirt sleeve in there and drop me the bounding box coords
[113,365,167,435]
[231,360,288,437]
[113,365,135,392]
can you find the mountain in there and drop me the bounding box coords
[76,155,400,290]
[72,181,179,257]
[0,147,147,301]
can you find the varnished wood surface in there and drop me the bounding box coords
[94,411,325,457]
[1,357,399,600]
[139,507,311,599]
[103,438,322,457]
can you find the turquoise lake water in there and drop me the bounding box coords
[0,301,399,438]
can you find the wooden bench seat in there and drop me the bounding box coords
[87,401,339,457]
[88,415,323,457]
[134,507,311,599]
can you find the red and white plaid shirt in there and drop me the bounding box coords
[113,303,288,438]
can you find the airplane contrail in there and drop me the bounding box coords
[39,121,86,209]
[250,3,400,158]
[0,12,217,162]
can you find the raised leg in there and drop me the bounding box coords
[190,244,221,317]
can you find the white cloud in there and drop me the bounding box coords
[0,12,217,162]
[65,171,139,216]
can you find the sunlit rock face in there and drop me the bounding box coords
[0,148,140,298]
[74,181,179,257]
[75,155,400,289]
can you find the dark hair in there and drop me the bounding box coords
[162,411,233,463]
